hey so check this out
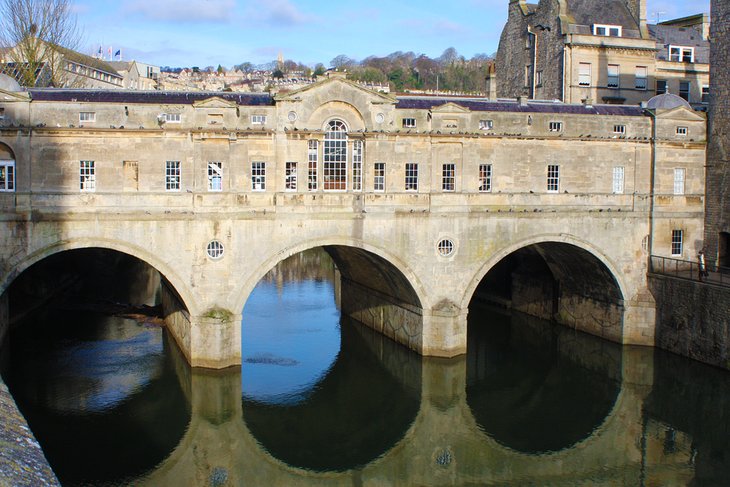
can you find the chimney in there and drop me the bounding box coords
[626,0,649,37]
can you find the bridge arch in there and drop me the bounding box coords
[463,234,628,342]
[0,237,198,317]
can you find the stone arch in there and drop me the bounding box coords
[0,237,198,316]
[461,233,628,312]
[307,101,367,132]
[230,235,428,317]
[0,141,15,159]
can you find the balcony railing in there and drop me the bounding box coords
[650,255,730,287]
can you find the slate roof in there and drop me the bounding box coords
[396,97,645,116]
[27,89,276,106]
[648,24,710,63]
[566,0,640,31]
[54,46,122,78]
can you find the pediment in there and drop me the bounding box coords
[192,97,238,109]
[431,102,471,114]
[656,105,706,122]
[274,76,396,106]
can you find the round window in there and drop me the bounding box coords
[207,240,224,260]
[375,113,385,124]
[288,111,297,122]
[437,239,455,257]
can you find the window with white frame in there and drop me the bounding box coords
[402,118,416,128]
[635,66,648,90]
[547,164,560,192]
[323,120,347,191]
[613,166,624,194]
[79,112,96,123]
[702,85,710,103]
[79,160,95,191]
[479,119,494,130]
[679,81,690,101]
[374,162,385,192]
[352,140,363,191]
[405,163,418,191]
[676,126,688,136]
[593,24,622,36]
[607,64,619,88]
[479,163,492,192]
[165,161,180,191]
[671,229,683,256]
[164,113,181,123]
[251,114,267,125]
[613,124,626,135]
[308,140,318,191]
[578,62,591,86]
[251,162,266,191]
[285,162,297,191]
[656,79,667,95]
[669,45,694,63]
[208,161,222,191]
[442,163,455,192]
[549,121,563,132]
[0,160,14,192]
[674,168,685,195]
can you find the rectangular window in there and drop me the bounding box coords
[251,162,265,191]
[479,119,493,131]
[607,64,619,88]
[405,163,418,191]
[0,107,4,120]
[79,112,96,123]
[285,162,297,191]
[671,230,683,256]
[674,168,685,195]
[613,166,624,194]
[402,118,416,128]
[656,79,667,95]
[323,134,347,191]
[374,162,385,192]
[702,85,710,103]
[676,126,688,136]
[549,121,563,132]
[679,81,690,101]
[669,46,694,63]
[251,114,267,125]
[547,164,560,192]
[0,160,14,192]
[525,65,531,87]
[208,161,222,191]
[165,161,181,191]
[479,163,492,192]
[79,160,95,192]
[635,66,648,90]
[164,113,181,123]
[613,124,626,135]
[442,163,455,192]
[535,70,542,87]
[578,63,591,86]
[308,140,318,191]
[352,140,363,192]
[593,24,622,36]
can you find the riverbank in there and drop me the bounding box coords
[0,378,59,487]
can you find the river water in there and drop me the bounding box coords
[2,250,729,486]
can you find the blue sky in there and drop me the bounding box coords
[72,0,710,69]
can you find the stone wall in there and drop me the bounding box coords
[705,0,730,262]
[650,275,730,370]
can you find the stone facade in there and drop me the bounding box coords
[496,0,710,107]
[0,76,706,367]
[705,0,730,265]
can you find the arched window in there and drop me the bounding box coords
[323,120,347,191]
[0,143,15,192]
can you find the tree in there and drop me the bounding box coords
[313,63,326,77]
[0,0,82,87]
[330,54,355,70]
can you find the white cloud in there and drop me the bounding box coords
[244,0,316,26]
[122,0,236,23]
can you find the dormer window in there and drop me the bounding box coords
[669,45,694,63]
[593,24,622,37]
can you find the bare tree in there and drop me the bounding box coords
[0,0,82,87]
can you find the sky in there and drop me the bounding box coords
[71,0,711,69]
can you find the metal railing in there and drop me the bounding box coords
[650,255,730,287]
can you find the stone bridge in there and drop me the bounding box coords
[0,76,706,368]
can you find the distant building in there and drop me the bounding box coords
[496,0,710,108]
[109,61,160,90]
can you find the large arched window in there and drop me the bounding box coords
[0,143,15,192]
[323,120,348,191]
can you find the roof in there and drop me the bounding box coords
[648,24,710,63]
[396,96,646,116]
[27,89,275,106]
[566,0,640,31]
[54,46,123,78]
[646,93,691,110]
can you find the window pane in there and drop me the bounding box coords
[479,164,492,192]
[323,120,347,190]
[405,163,418,191]
[374,162,385,192]
[352,140,363,191]
[547,165,560,192]
[674,168,685,195]
[442,164,455,192]
[613,166,624,194]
